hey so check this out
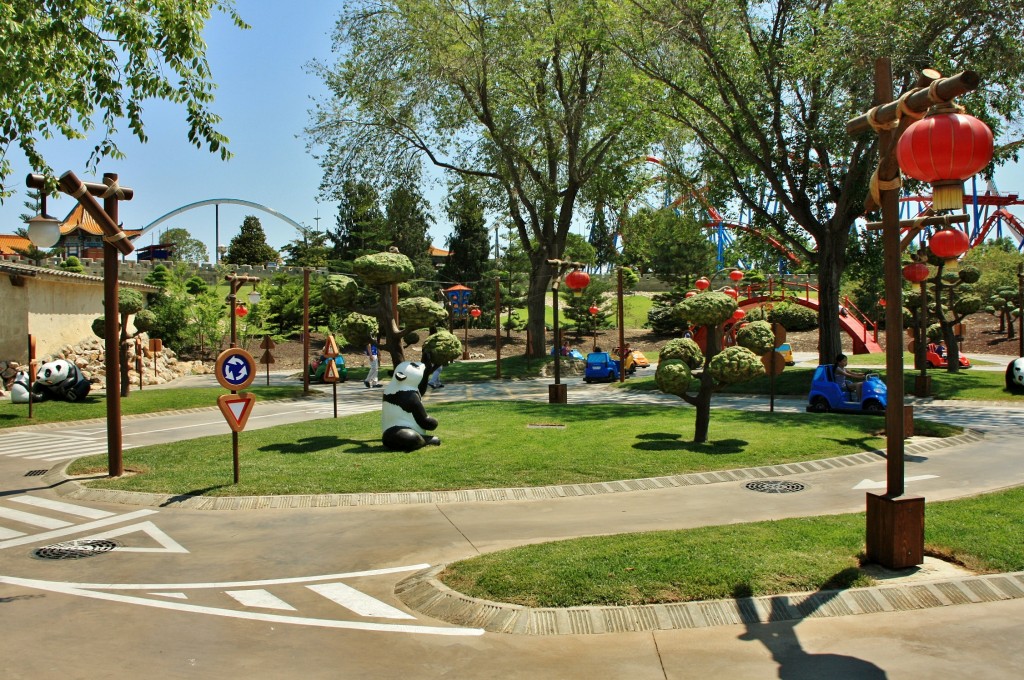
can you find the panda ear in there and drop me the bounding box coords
[394,371,406,381]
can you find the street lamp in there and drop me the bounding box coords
[26,192,61,248]
[589,305,599,351]
[217,243,227,263]
[546,259,588,402]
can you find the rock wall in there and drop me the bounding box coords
[1,334,210,397]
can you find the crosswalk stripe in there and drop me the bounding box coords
[0,509,157,550]
[225,589,297,611]
[10,496,115,519]
[0,506,73,529]
[306,582,415,620]
[0,527,27,540]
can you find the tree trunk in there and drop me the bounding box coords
[815,242,845,365]
[692,325,722,444]
[932,279,960,375]
[525,260,554,357]
[378,285,406,368]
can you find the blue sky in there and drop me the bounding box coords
[1,2,1022,260]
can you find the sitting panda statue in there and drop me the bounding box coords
[1006,358,1024,394]
[16,359,91,403]
[9,371,31,404]
[381,360,440,451]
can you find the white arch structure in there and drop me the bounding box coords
[137,198,307,241]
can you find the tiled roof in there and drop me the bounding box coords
[0,260,160,290]
[0,234,32,255]
[59,203,142,240]
[428,245,450,257]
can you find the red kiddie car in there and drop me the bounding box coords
[926,343,971,369]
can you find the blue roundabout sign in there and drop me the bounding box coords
[215,348,257,391]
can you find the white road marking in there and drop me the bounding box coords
[82,521,189,554]
[226,589,297,611]
[151,592,188,599]
[307,582,415,620]
[0,527,27,540]
[853,475,940,490]
[0,506,72,529]
[10,496,115,519]
[0,509,157,550]
[0,571,484,637]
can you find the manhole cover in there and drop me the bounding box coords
[24,469,47,477]
[33,539,118,560]
[745,480,806,494]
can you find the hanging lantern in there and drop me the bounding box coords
[729,270,744,283]
[902,262,930,283]
[235,304,249,318]
[896,110,994,211]
[928,228,970,267]
[723,287,738,299]
[588,305,599,315]
[694,277,710,291]
[470,307,481,319]
[731,309,746,322]
[564,269,590,297]
[684,291,697,298]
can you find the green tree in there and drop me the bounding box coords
[59,255,85,274]
[223,215,279,266]
[281,229,331,268]
[383,181,434,279]
[308,0,662,357]
[328,180,387,262]
[440,181,491,286]
[613,0,1024,364]
[0,0,247,199]
[158,228,209,263]
[621,206,717,285]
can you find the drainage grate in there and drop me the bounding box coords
[33,539,118,560]
[745,480,806,494]
[24,469,47,477]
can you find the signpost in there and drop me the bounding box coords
[259,335,276,386]
[321,335,341,418]
[215,347,257,483]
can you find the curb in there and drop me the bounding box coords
[396,564,1024,635]
[45,429,985,510]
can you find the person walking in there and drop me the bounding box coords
[364,340,382,388]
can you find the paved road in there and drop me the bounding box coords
[1,373,1023,678]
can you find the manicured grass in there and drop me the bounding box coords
[65,401,955,496]
[515,294,653,331]
[851,352,997,367]
[0,385,308,430]
[440,486,1024,607]
[619,365,1023,402]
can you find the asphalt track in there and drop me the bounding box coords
[1,367,1022,679]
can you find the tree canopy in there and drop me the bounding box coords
[0,0,248,200]
[159,227,209,263]
[223,215,279,266]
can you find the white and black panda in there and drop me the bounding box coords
[9,371,31,404]
[1006,357,1024,394]
[381,360,440,451]
[31,359,91,403]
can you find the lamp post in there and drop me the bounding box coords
[547,259,588,403]
[225,273,261,348]
[217,244,227,263]
[589,305,599,351]
[27,171,135,478]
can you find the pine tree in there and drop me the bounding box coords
[329,180,387,261]
[384,181,434,279]
[223,215,279,266]
[440,181,491,285]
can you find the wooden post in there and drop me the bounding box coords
[102,173,125,478]
[617,268,626,383]
[26,335,35,419]
[495,276,502,379]
[303,268,310,395]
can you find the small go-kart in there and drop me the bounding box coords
[611,348,651,374]
[777,343,795,366]
[308,355,348,383]
[926,344,971,369]
[584,352,622,383]
[807,364,887,414]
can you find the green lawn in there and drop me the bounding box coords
[0,385,308,430]
[65,401,958,496]
[440,485,1024,607]
[850,352,997,367]
[515,294,653,330]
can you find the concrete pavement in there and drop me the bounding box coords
[1,371,1023,678]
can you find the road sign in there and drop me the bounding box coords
[215,348,256,391]
[259,351,275,365]
[260,335,276,350]
[323,335,339,358]
[323,360,340,383]
[218,392,256,433]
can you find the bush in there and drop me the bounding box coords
[735,320,775,355]
[339,313,379,346]
[768,302,817,331]
[655,359,693,396]
[659,338,704,369]
[678,291,736,326]
[422,330,462,365]
[708,346,764,384]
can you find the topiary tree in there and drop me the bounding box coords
[420,330,463,382]
[985,286,1019,341]
[93,288,147,397]
[60,255,85,273]
[927,260,983,373]
[656,291,765,443]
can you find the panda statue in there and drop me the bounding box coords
[16,359,92,403]
[1006,358,1024,394]
[381,360,440,451]
[9,371,31,404]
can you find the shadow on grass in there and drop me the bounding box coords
[633,433,748,454]
[259,436,378,455]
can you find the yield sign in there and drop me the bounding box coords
[218,392,256,432]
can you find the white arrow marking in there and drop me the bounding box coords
[0,509,157,550]
[81,521,189,554]
[853,475,939,490]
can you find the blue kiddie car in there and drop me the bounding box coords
[807,364,887,414]
[584,352,621,383]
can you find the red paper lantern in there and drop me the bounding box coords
[470,308,481,318]
[684,291,697,298]
[588,305,599,315]
[564,269,590,297]
[723,287,738,299]
[896,111,994,211]
[694,277,710,291]
[731,309,746,322]
[902,262,930,283]
[928,228,970,261]
[235,304,248,317]
[729,269,744,282]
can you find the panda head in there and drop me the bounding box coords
[37,360,74,386]
[1007,358,1024,392]
[383,361,427,395]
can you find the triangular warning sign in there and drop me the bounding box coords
[259,350,275,365]
[80,521,189,554]
[323,359,340,383]
[218,392,256,432]
[260,335,277,350]
[323,335,340,358]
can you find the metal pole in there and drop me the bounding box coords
[103,173,124,478]
[215,204,220,263]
